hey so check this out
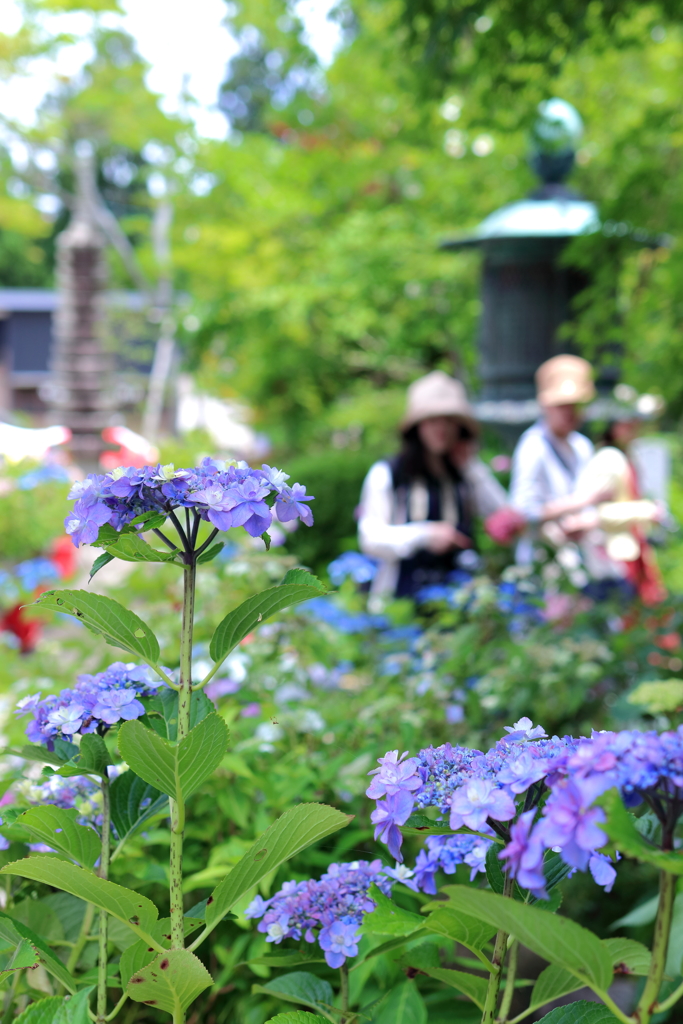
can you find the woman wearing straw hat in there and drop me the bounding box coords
[358,371,507,599]
[508,354,596,563]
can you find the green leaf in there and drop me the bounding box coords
[127,949,213,1015]
[89,551,114,581]
[529,964,585,1014]
[399,944,488,1009]
[17,807,100,868]
[54,987,93,1024]
[399,814,456,837]
[205,803,350,932]
[120,918,204,988]
[197,542,224,564]
[423,906,496,969]
[360,884,424,936]
[118,713,229,802]
[34,590,161,667]
[78,734,111,775]
[143,688,214,742]
[104,533,178,564]
[610,894,659,930]
[485,841,505,894]
[485,846,569,905]
[437,886,613,993]
[603,937,651,976]
[600,789,683,873]
[14,743,71,768]
[15,998,64,1024]
[110,771,167,848]
[281,569,326,590]
[209,576,327,666]
[252,972,334,1019]
[372,980,427,1024]
[535,1000,620,1024]
[249,951,325,968]
[0,911,76,992]
[261,531,271,550]
[129,512,167,530]
[0,936,39,979]
[352,931,429,969]
[0,858,159,942]
[265,1014,329,1024]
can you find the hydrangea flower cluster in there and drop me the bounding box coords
[245,860,396,967]
[65,459,314,547]
[14,773,102,828]
[16,662,164,747]
[368,719,683,898]
[413,834,492,894]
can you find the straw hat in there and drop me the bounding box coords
[401,371,478,434]
[535,354,595,407]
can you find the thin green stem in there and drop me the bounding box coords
[169,559,196,954]
[339,963,349,1024]
[635,869,676,1024]
[66,900,96,974]
[497,939,518,1023]
[96,775,111,1024]
[482,872,515,1024]
[653,976,683,1014]
[104,992,129,1021]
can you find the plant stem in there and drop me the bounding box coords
[96,774,111,1024]
[482,872,515,1024]
[497,939,518,1023]
[169,558,196,953]
[635,869,676,1024]
[105,992,129,1021]
[339,963,349,1024]
[653,976,683,1014]
[66,900,96,974]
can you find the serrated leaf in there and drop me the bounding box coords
[360,884,424,936]
[209,578,328,667]
[281,569,326,591]
[15,998,64,1024]
[130,512,167,530]
[13,744,71,767]
[0,911,76,992]
[118,713,229,803]
[204,804,350,933]
[17,807,100,868]
[253,972,334,1019]
[423,907,496,969]
[104,534,178,564]
[600,789,683,873]
[110,771,167,848]
[530,964,585,1014]
[144,688,214,742]
[536,1000,620,1024]
[266,1014,329,1024]
[437,886,613,993]
[89,551,114,581]
[399,944,488,1009]
[603,937,651,975]
[197,542,224,564]
[485,841,505,894]
[372,980,427,1024]
[120,918,203,988]
[34,590,160,667]
[0,936,39,979]
[0,858,159,943]
[127,949,212,1015]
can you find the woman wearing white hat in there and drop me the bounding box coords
[357,371,507,599]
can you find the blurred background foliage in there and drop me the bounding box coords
[2,0,683,455]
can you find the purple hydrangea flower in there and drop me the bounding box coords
[246,860,395,967]
[371,791,415,861]
[91,689,145,725]
[319,920,361,968]
[449,779,516,831]
[64,459,314,547]
[276,483,314,527]
[498,810,547,897]
[367,750,421,800]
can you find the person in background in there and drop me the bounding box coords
[540,399,667,604]
[508,354,596,563]
[358,371,507,599]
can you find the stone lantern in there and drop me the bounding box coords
[442,99,605,427]
[49,143,118,468]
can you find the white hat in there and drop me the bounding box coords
[401,371,478,435]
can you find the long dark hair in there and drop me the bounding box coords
[391,423,473,486]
